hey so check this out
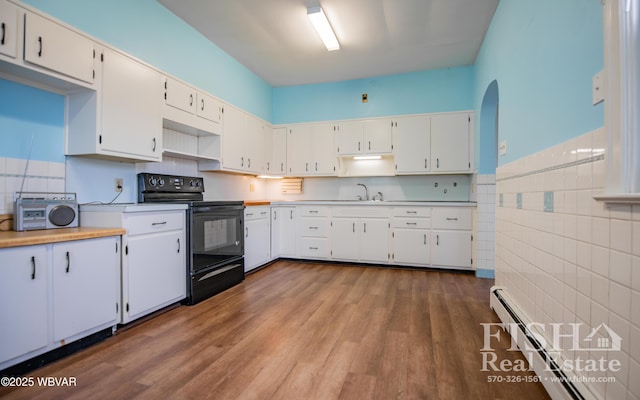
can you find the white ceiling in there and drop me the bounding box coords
[157,0,499,87]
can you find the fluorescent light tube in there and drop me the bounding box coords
[353,155,382,160]
[307,6,340,51]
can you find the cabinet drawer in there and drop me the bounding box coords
[245,206,269,221]
[431,208,472,230]
[298,238,329,258]
[391,217,430,229]
[298,218,329,237]
[298,206,329,217]
[124,211,185,235]
[392,207,430,218]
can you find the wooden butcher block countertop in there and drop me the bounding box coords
[0,227,126,249]
[243,200,271,206]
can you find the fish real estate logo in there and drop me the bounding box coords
[480,322,623,374]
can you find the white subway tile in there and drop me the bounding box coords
[591,273,609,308]
[631,290,640,329]
[633,221,640,257]
[610,250,632,286]
[609,281,631,320]
[611,219,633,254]
[592,217,611,248]
[591,245,610,277]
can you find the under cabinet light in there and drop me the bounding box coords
[353,155,382,160]
[307,6,340,51]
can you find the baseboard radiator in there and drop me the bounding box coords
[489,286,593,400]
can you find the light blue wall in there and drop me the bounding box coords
[272,66,474,124]
[0,79,65,163]
[21,0,272,121]
[474,0,604,166]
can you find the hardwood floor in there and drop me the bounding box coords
[0,260,550,399]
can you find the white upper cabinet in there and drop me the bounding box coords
[335,120,363,155]
[23,11,95,84]
[392,115,431,174]
[264,126,287,175]
[100,48,162,161]
[196,91,223,124]
[335,119,392,156]
[163,76,223,137]
[288,123,335,176]
[363,119,393,154]
[0,1,19,59]
[165,77,197,114]
[222,105,264,174]
[67,47,163,162]
[430,112,471,173]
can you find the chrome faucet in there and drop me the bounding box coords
[373,191,384,201]
[356,183,369,200]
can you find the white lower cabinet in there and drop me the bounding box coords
[271,206,297,258]
[0,245,49,366]
[0,236,120,370]
[52,237,119,342]
[244,206,271,272]
[390,207,431,266]
[81,205,187,324]
[281,204,473,270]
[297,206,330,258]
[331,212,389,264]
[430,207,473,268]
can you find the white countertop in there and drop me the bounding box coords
[80,203,188,212]
[269,200,476,207]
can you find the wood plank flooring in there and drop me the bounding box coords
[0,260,550,399]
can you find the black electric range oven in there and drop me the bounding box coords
[138,173,244,305]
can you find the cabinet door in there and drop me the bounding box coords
[360,218,389,263]
[431,113,471,172]
[363,119,392,154]
[125,231,185,321]
[246,115,265,173]
[392,229,429,265]
[431,230,472,268]
[196,91,223,124]
[222,106,246,171]
[265,127,287,174]
[52,237,119,342]
[311,122,335,175]
[245,217,270,272]
[278,207,297,257]
[0,246,48,364]
[331,218,359,260]
[0,1,19,59]
[101,48,162,161]
[287,125,312,175]
[335,120,363,155]
[23,12,95,83]
[165,77,196,114]
[393,115,430,174]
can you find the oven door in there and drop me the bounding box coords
[189,204,244,272]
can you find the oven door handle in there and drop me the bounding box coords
[198,263,242,282]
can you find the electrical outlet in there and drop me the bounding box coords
[114,178,123,192]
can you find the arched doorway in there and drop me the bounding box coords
[476,80,499,279]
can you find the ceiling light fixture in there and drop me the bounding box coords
[307,6,340,51]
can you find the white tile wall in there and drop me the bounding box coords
[0,157,66,214]
[496,127,640,399]
[475,174,496,272]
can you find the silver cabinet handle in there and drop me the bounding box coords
[436,234,440,246]
[309,226,318,230]
[31,256,36,280]
[352,222,356,232]
[152,221,167,226]
[65,251,70,273]
[363,222,367,233]
[406,211,417,214]
[446,217,458,221]
[406,222,417,226]
[177,238,181,253]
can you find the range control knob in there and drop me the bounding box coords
[149,177,157,186]
[159,178,165,186]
